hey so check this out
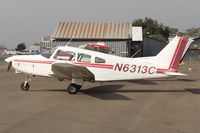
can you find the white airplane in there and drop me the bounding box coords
[5,36,193,94]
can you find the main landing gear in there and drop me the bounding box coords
[20,76,31,91]
[67,78,83,94]
[19,76,83,95]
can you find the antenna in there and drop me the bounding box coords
[66,35,75,46]
[130,49,141,58]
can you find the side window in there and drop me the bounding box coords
[54,50,75,61]
[95,57,106,63]
[78,53,91,63]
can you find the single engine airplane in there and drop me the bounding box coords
[5,36,193,94]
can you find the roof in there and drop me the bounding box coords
[52,22,132,39]
[42,36,51,42]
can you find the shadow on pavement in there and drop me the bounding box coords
[126,80,158,85]
[81,85,132,100]
[185,88,200,94]
[123,78,196,86]
[29,86,200,100]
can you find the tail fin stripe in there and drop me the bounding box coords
[168,37,188,70]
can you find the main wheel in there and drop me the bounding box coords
[20,82,30,91]
[67,83,81,94]
[58,78,64,81]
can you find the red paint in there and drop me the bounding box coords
[14,60,54,64]
[114,63,123,71]
[157,37,188,74]
[73,62,113,67]
[130,65,136,73]
[123,64,129,72]
[141,66,148,74]
[169,37,188,70]
[86,44,109,48]
[137,65,142,73]
[73,62,114,69]
[13,60,114,69]
[148,67,156,74]
[114,63,156,74]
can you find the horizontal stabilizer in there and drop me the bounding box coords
[165,72,187,76]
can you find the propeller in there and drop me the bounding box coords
[7,61,12,72]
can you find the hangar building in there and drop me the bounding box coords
[189,37,200,55]
[40,22,167,57]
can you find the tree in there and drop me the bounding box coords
[132,17,178,42]
[16,43,26,51]
[185,27,199,36]
[0,44,6,50]
[33,43,39,46]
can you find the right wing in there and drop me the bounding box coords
[51,63,95,82]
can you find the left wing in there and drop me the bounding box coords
[51,63,95,82]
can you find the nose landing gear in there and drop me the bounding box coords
[20,76,31,91]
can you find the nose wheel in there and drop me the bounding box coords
[20,82,30,91]
[20,76,31,91]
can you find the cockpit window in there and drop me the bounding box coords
[54,50,75,61]
[95,57,106,63]
[41,47,57,59]
[77,53,91,63]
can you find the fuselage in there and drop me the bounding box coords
[6,46,168,81]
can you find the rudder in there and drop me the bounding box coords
[154,36,189,73]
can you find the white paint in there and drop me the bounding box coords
[132,27,143,41]
[5,36,192,83]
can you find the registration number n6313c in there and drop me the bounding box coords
[114,63,156,74]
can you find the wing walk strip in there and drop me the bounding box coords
[13,60,114,69]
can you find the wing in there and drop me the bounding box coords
[51,63,95,82]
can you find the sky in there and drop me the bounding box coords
[0,0,199,48]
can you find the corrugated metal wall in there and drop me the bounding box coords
[40,40,129,57]
[190,38,200,49]
[40,37,168,57]
[143,36,167,56]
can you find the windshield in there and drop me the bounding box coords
[41,47,57,58]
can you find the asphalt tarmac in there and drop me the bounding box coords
[0,61,200,133]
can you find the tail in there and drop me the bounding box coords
[153,36,193,74]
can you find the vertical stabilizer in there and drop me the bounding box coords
[154,36,190,73]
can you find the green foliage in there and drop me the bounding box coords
[185,27,200,36]
[0,44,6,50]
[150,34,166,42]
[33,43,39,46]
[132,17,178,42]
[16,43,26,51]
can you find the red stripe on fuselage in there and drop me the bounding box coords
[13,60,114,69]
[156,68,178,74]
[73,62,114,69]
[14,60,54,64]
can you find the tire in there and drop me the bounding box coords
[58,78,64,81]
[67,83,81,94]
[20,82,30,91]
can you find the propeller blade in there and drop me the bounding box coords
[7,61,12,72]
